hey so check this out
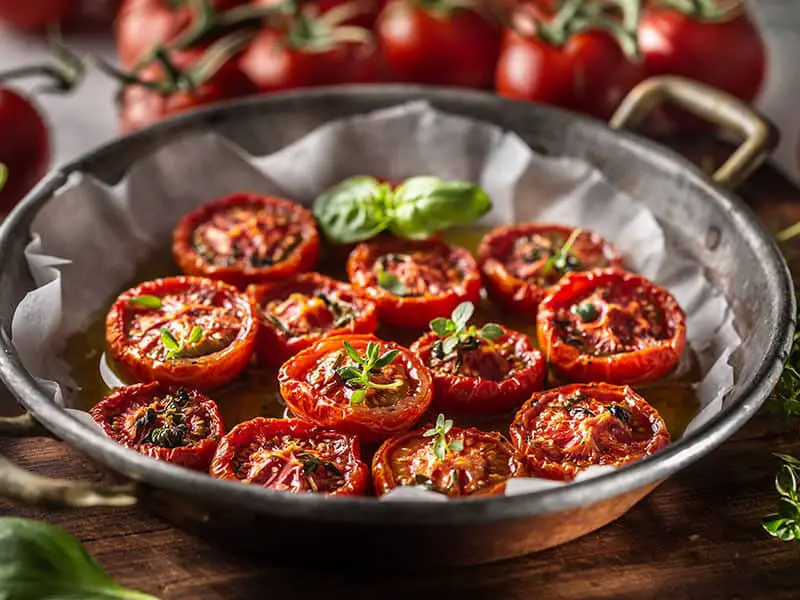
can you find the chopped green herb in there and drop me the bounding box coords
[572,302,598,322]
[128,295,163,309]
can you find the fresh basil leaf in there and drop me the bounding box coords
[159,328,179,352]
[373,349,399,369]
[442,336,459,355]
[349,388,366,406]
[0,517,159,599]
[479,323,503,341]
[187,326,203,345]
[343,341,361,364]
[376,268,408,296]
[128,295,162,309]
[313,176,392,243]
[451,302,474,330]
[448,439,464,453]
[388,176,492,239]
[430,317,455,337]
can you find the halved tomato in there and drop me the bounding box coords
[347,238,481,329]
[372,418,523,497]
[510,382,670,481]
[105,275,257,389]
[172,193,320,289]
[278,334,432,442]
[210,417,368,495]
[477,223,622,318]
[411,325,545,414]
[247,272,377,366]
[537,268,686,385]
[90,382,224,471]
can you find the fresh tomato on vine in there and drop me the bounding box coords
[372,414,524,497]
[278,334,433,441]
[210,417,369,495]
[510,382,670,481]
[376,0,501,88]
[90,382,225,471]
[638,0,765,133]
[0,0,75,30]
[239,2,384,91]
[495,0,646,120]
[536,268,686,385]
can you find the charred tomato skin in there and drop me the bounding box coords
[209,417,368,496]
[510,382,670,481]
[278,334,433,442]
[347,238,482,329]
[105,275,257,390]
[172,193,320,289]
[537,268,686,385]
[372,425,524,497]
[247,272,378,366]
[477,223,623,319]
[410,326,546,415]
[90,382,225,471]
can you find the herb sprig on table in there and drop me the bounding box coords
[0,517,159,599]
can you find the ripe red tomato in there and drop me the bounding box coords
[172,193,320,289]
[510,382,670,480]
[210,417,369,495]
[537,268,686,385]
[638,5,765,133]
[278,334,433,442]
[115,0,245,68]
[411,326,545,415]
[372,422,524,497]
[347,238,482,329]
[376,0,500,88]
[0,89,49,216]
[105,275,257,390]
[478,223,623,318]
[247,272,378,366]
[0,0,74,30]
[90,382,225,471]
[118,46,256,133]
[495,27,646,120]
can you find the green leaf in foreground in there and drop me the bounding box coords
[763,454,800,542]
[0,517,159,599]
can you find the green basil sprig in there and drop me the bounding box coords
[0,517,159,599]
[312,175,492,244]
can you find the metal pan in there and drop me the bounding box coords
[0,77,792,565]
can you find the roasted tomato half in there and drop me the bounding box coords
[278,334,432,442]
[510,383,670,481]
[210,417,368,495]
[537,269,686,385]
[372,420,523,497]
[347,238,481,329]
[478,223,622,318]
[247,273,378,366]
[105,276,257,389]
[172,193,320,288]
[90,382,224,471]
[411,326,545,414]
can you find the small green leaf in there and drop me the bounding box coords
[312,176,392,244]
[430,317,456,337]
[442,336,459,355]
[160,328,180,352]
[572,302,599,322]
[435,413,445,429]
[776,453,800,469]
[349,388,366,405]
[422,427,438,438]
[442,418,454,434]
[373,349,399,369]
[776,465,798,498]
[448,439,464,453]
[542,228,582,276]
[366,341,379,364]
[778,497,800,519]
[451,302,474,330]
[0,163,7,193]
[343,341,362,364]
[337,366,363,381]
[268,313,292,334]
[763,514,791,537]
[128,295,162,309]
[479,323,503,340]
[187,326,203,345]
[433,436,446,462]
[377,268,408,296]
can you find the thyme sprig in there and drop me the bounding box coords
[160,326,203,360]
[423,414,464,462]
[430,301,502,357]
[541,227,583,276]
[336,340,401,405]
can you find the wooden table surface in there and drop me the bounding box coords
[1,138,800,600]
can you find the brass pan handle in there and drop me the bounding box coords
[0,412,138,508]
[610,76,779,189]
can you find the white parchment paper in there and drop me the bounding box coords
[9,102,740,499]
